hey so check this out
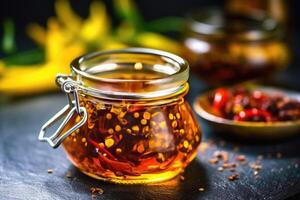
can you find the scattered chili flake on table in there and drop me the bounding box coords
[218,167,224,172]
[208,86,300,122]
[213,151,229,163]
[209,158,219,165]
[228,173,239,181]
[235,155,247,164]
[90,187,104,197]
[198,139,271,182]
[222,162,237,169]
[250,163,262,171]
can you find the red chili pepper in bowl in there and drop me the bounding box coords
[234,108,272,122]
[213,88,230,111]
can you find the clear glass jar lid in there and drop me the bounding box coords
[70,48,189,100]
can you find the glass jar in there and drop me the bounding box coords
[225,0,288,26]
[39,48,202,184]
[182,8,289,85]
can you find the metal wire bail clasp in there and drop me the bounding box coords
[38,74,87,148]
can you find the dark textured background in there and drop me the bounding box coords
[1,1,300,200]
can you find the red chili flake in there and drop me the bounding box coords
[209,158,219,165]
[213,151,229,163]
[250,163,262,171]
[88,139,116,160]
[217,167,224,172]
[235,155,246,163]
[222,163,237,169]
[228,173,239,181]
[90,187,104,195]
[127,105,145,113]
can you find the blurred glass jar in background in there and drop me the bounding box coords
[225,0,288,27]
[182,8,290,85]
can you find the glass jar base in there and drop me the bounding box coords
[80,168,182,184]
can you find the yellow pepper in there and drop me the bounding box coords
[26,23,47,46]
[0,0,182,97]
[54,0,82,33]
[0,63,57,96]
[80,1,110,43]
[135,32,181,54]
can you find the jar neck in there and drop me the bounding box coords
[78,83,189,106]
[70,48,189,102]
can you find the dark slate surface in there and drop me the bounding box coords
[0,72,300,200]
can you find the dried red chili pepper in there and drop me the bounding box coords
[88,138,116,160]
[97,153,140,176]
[127,105,146,113]
[234,108,272,122]
[209,86,300,122]
[213,88,230,111]
[87,137,140,176]
[252,90,268,101]
[92,157,106,171]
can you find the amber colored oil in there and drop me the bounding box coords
[62,71,201,184]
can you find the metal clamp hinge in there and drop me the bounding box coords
[38,74,87,148]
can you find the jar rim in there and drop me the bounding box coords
[70,48,189,100]
[186,7,282,41]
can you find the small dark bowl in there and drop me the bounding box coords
[193,85,300,139]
